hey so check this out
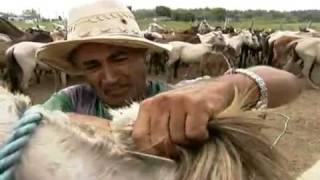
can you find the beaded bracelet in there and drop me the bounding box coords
[225,68,268,109]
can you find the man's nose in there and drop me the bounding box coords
[102,65,119,84]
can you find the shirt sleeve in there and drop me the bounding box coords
[41,91,74,112]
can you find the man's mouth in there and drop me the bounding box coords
[103,86,129,96]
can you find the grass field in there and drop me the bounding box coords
[12,18,320,32]
[137,18,320,31]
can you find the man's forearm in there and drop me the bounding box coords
[215,66,302,108]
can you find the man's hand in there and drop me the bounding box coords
[132,80,233,158]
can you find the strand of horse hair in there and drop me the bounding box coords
[172,87,293,180]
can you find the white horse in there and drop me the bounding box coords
[197,19,214,34]
[197,31,225,45]
[5,41,67,92]
[0,85,292,180]
[147,23,166,33]
[50,29,66,41]
[283,37,320,89]
[166,41,213,80]
[223,30,258,57]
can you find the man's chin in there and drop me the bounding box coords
[102,96,131,108]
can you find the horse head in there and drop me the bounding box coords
[197,31,225,45]
[240,30,260,48]
[198,20,213,34]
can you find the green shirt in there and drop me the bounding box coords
[42,81,170,119]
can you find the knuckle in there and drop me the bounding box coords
[186,125,208,141]
[140,98,152,108]
[131,130,144,143]
[171,135,186,145]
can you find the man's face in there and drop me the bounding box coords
[72,43,147,107]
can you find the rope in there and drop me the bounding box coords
[0,107,42,179]
[271,113,290,149]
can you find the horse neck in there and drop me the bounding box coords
[227,36,243,53]
[16,108,177,180]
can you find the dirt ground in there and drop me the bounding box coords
[25,72,320,178]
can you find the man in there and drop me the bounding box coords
[33,0,301,158]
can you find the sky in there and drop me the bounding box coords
[0,0,319,18]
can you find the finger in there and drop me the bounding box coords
[150,110,171,156]
[169,109,190,146]
[132,104,155,154]
[185,112,210,143]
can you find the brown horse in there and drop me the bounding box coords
[0,17,53,43]
[200,43,236,76]
[145,25,201,76]
[272,36,301,68]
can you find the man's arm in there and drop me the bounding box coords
[132,66,302,158]
[217,66,302,108]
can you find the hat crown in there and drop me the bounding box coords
[67,0,142,39]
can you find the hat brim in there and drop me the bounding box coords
[36,35,172,75]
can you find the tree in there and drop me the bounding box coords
[172,10,195,21]
[211,8,226,21]
[155,6,171,17]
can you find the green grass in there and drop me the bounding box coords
[11,18,320,32]
[137,18,320,31]
[11,21,61,31]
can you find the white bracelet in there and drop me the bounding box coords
[225,68,268,109]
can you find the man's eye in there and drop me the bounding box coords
[114,56,128,61]
[83,60,101,70]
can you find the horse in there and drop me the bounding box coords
[197,19,214,34]
[223,30,259,68]
[145,50,168,75]
[165,41,214,81]
[158,33,200,44]
[5,41,67,93]
[197,31,226,45]
[50,29,67,41]
[0,18,53,76]
[283,37,320,89]
[0,85,292,180]
[265,29,320,66]
[199,52,232,77]
[147,23,167,34]
[0,17,53,43]
[271,36,301,68]
[0,33,12,73]
[199,43,236,77]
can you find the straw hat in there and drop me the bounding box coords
[36,0,171,75]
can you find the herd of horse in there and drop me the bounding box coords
[0,18,320,179]
[1,18,320,93]
[144,21,320,88]
[0,17,66,93]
